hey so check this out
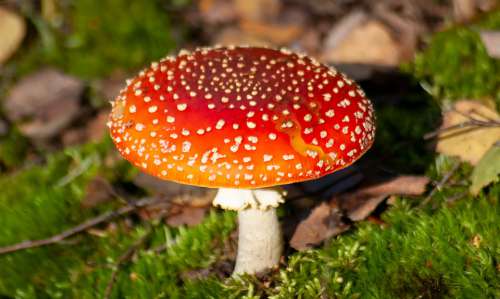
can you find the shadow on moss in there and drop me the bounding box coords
[358,72,442,174]
[389,269,449,299]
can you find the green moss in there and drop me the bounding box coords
[16,0,180,78]
[0,140,111,295]
[224,186,500,299]
[1,143,499,298]
[407,9,500,107]
[0,135,236,298]
[57,212,236,299]
[0,127,29,169]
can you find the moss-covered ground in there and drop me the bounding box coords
[0,4,499,299]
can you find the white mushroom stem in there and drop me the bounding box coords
[213,188,285,275]
[234,207,282,275]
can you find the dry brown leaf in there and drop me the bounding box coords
[453,0,478,22]
[213,27,270,47]
[198,0,238,24]
[4,68,84,140]
[61,110,110,146]
[138,198,170,221]
[295,29,321,55]
[436,100,500,165]
[0,7,25,64]
[334,175,430,221]
[289,202,349,251]
[480,31,500,59]
[345,195,387,222]
[233,0,281,22]
[322,11,367,53]
[64,110,110,146]
[62,128,88,147]
[94,75,127,102]
[166,206,208,227]
[87,110,110,142]
[322,15,401,66]
[239,20,303,45]
[82,176,116,208]
[372,3,422,62]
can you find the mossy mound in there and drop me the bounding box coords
[408,10,500,108]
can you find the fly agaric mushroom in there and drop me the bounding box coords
[108,46,375,275]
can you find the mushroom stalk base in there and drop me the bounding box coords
[233,207,282,275]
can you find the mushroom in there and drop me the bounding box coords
[108,46,375,275]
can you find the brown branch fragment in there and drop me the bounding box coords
[420,162,461,207]
[424,119,500,140]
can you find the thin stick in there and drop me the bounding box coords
[0,197,163,255]
[420,162,460,207]
[424,119,500,140]
[103,229,152,299]
[452,107,500,124]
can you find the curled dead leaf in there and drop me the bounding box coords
[290,202,349,251]
[166,206,208,227]
[334,175,430,221]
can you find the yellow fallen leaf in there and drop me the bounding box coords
[0,7,26,65]
[436,100,500,165]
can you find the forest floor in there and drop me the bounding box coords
[0,0,499,298]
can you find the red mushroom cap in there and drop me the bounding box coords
[108,46,375,188]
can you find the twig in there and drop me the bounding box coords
[424,119,500,140]
[424,107,500,141]
[420,162,461,207]
[452,107,500,124]
[103,228,152,299]
[0,197,164,255]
